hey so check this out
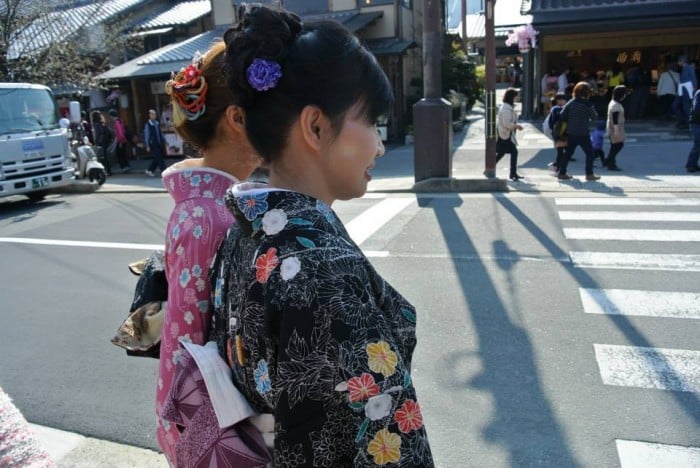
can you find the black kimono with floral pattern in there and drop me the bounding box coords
[210,184,434,467]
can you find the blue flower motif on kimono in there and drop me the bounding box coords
[193,225,203,239]
[316,199,335,222]
[172,225,180,240]
[192,264,202,278]
[254,359,271,395]
[237,192,269,221]
[213,276,223,308]
[190,175,202,187]
[179,210,189,223]
[179,268,191,288]
[197,300,209,313]
[203,173,212,184]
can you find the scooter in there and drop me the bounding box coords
[71,139,107,185]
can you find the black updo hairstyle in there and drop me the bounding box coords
[222,4,393,163]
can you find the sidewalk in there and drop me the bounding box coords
[67,114,697,196]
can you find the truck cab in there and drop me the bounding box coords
[0,83,75,202]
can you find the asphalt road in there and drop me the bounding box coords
[0,189,699,467]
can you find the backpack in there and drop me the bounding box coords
[543,106,562,140]
[551,106,566,141]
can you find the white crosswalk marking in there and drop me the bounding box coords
[0,237,162,250]
[594,344,700,392]
[570,251,700,271]
[558,211,700,221]
[556,197,700,206]
[579,288,700,319]
[616,440,700,468]
[564,228,700,242]
[344,197,414,246]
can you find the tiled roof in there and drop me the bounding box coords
[135,0,211,30]
[100,10,386,80]
[99,27,227,80]
[8,0,148,59]
[363,38,416,56]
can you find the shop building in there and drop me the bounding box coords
[520,0,700,119]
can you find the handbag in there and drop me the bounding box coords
[111,250,168,358]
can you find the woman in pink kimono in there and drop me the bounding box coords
[156,41,260,466]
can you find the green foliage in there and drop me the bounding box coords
[442,45,482,109]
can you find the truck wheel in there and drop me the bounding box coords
[89,168,106,186]
[27,191,48,202]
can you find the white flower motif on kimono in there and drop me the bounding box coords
[280,256,301,281]
[364,393,393,421]
[192,206,204,218]
[176,245,184,256]
[184,311,194,325]
[262,208,288,236]
[203,190,214,198]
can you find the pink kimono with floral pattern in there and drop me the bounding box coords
[156,166,238,465]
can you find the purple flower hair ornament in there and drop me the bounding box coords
[247,58,282,91]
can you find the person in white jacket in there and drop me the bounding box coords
[496,87,524,180]
[656,64,680,120]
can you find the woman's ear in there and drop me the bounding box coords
[225,105,246,133]
[299,105,328,151]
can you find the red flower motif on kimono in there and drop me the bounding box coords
[394,399,423,433]
[255,247,279,283]
[347,373,380,403]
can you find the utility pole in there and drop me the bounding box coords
[413,0,452,182]
[483,0,497,178]
[461,0,467,45]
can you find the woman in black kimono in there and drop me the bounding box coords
[210,5,434,467]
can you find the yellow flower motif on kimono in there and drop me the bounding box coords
[366,341,398,377]
[367,428,401,465]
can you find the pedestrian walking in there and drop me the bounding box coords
[144,109,166,176]
[677,55,697,128]
[605,85,627,171]
[211,5,435,466]
[557,81,600,181]
[108,109,131,173]
[545,93,568,172]
[496,87,524,180]
[155,41,260,466]
[591,120,606,166]
[685,89,700,173]
[657,64,680,120]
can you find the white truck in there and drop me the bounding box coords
[0,83,75,202]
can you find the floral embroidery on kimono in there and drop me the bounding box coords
[210,184,434,467]
[156,166,238,465]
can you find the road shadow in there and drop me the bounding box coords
[422,195,582,467]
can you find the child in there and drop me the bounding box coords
[546,93,567,170]
[591,120,606,166]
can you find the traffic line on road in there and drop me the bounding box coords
[0,237,162,250]
[616,440,700,468]
[594,344,700,392]
[579,288,700,319]
[570,251,700,271]
[559,211,700,222]
[344,197,415,245]
[556,197,700,206]
[564,228,700,242]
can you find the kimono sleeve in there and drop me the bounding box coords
[268,250,434,467]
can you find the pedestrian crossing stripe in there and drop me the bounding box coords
[570,252,700,271]
[559,211,700,221]
[344,197,414,246]
[555,197,700,206]
[594,344,700,392]
[579,288,700,319]
[0,237,162,251]
[564,228,700,242]
[616,440,700,468]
